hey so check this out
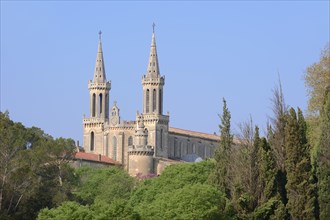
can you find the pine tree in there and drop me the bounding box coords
[211,98,233,196]
[317,88,330,220]
[285,108,316,219]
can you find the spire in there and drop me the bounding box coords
[146,23,160,77]
[93,31,106,83]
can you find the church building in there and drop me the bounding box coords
[83,28,219,175]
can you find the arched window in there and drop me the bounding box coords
[105,94,109,117]
[198,145,204,157]
[128,136,133,146]
[146,89,150,113]
[145,129,148,145]
[153,89,156,112]
[99,93,103,114]
[159,89,162,114]
[192,143,196,154]
[160,129,163,149]
[90,132,95,151]
[187,142,192,154]
[92,93,96,117]
[178,141,182,158]
[112,136,117,161]
[105,135,109,157]
[174,139,178,157]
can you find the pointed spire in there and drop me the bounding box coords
[146,23,160,77]
[93,31,107,83]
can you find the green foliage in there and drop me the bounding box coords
[129,160,227,219]
[138,183,226,220]
[269,79,288,172]
[74,167,135,205]
[0,112,77,220]
[304,43,330,115]
[130,160,215,207]
[317,89,330,220]
[37,201,91,220]
[252,196,287,220]
[37,160,227,220]
[210,98,233,195]
[37,167,137,220]
[285,108,316,219]
[256,138,277,205]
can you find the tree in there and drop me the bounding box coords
[268,80,289,212]
[285,108,316,219]
[210,98,233,196]
[256,138,276,204]
[138,183,226,220]
[317,88,330,220]
[37,201,91,220]
[304,43,330,116]
[74,167,135,205]
[228,120,258,217]
[269,79,288,172]
[0,112,77,220]
[38,167,137,220]
[304,44,330,149]
[128,160,228,219]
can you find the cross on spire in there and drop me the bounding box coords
[152,23,156,33]
[98,30,102,40]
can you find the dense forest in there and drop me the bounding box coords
[0,45,329,219]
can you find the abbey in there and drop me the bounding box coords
[83,29,219,175]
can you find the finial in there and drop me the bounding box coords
[98,30,102,40]
[152,23,156,33]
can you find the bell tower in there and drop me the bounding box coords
[141,24,169,158]
[83,31,111,154]
[142,24,164,115]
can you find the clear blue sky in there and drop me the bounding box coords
[1,1,329,144]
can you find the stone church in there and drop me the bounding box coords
[83,28,219,175]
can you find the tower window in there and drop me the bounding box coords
[90,132,95,151]
[92,93,96,117]
[153,89,156,112]
[159,89,162,114]
[99,93,103,115]
[112,136,117,161]
[146,89,150,113]
[128,136,133,146]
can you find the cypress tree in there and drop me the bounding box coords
[257,137,276,204]
[211,98,233,196]
[251,126,260,206]
[285,108,316,219]
[317,88,330,220]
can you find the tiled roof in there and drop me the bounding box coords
[74,152,119,165]
[169,127,220,141]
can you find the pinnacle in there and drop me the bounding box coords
[93,31,107,83]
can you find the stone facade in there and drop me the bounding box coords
[83,29,219,176]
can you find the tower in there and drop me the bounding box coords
[83,31,111,154]
[141,24,169,158]
[128,116,154,176]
